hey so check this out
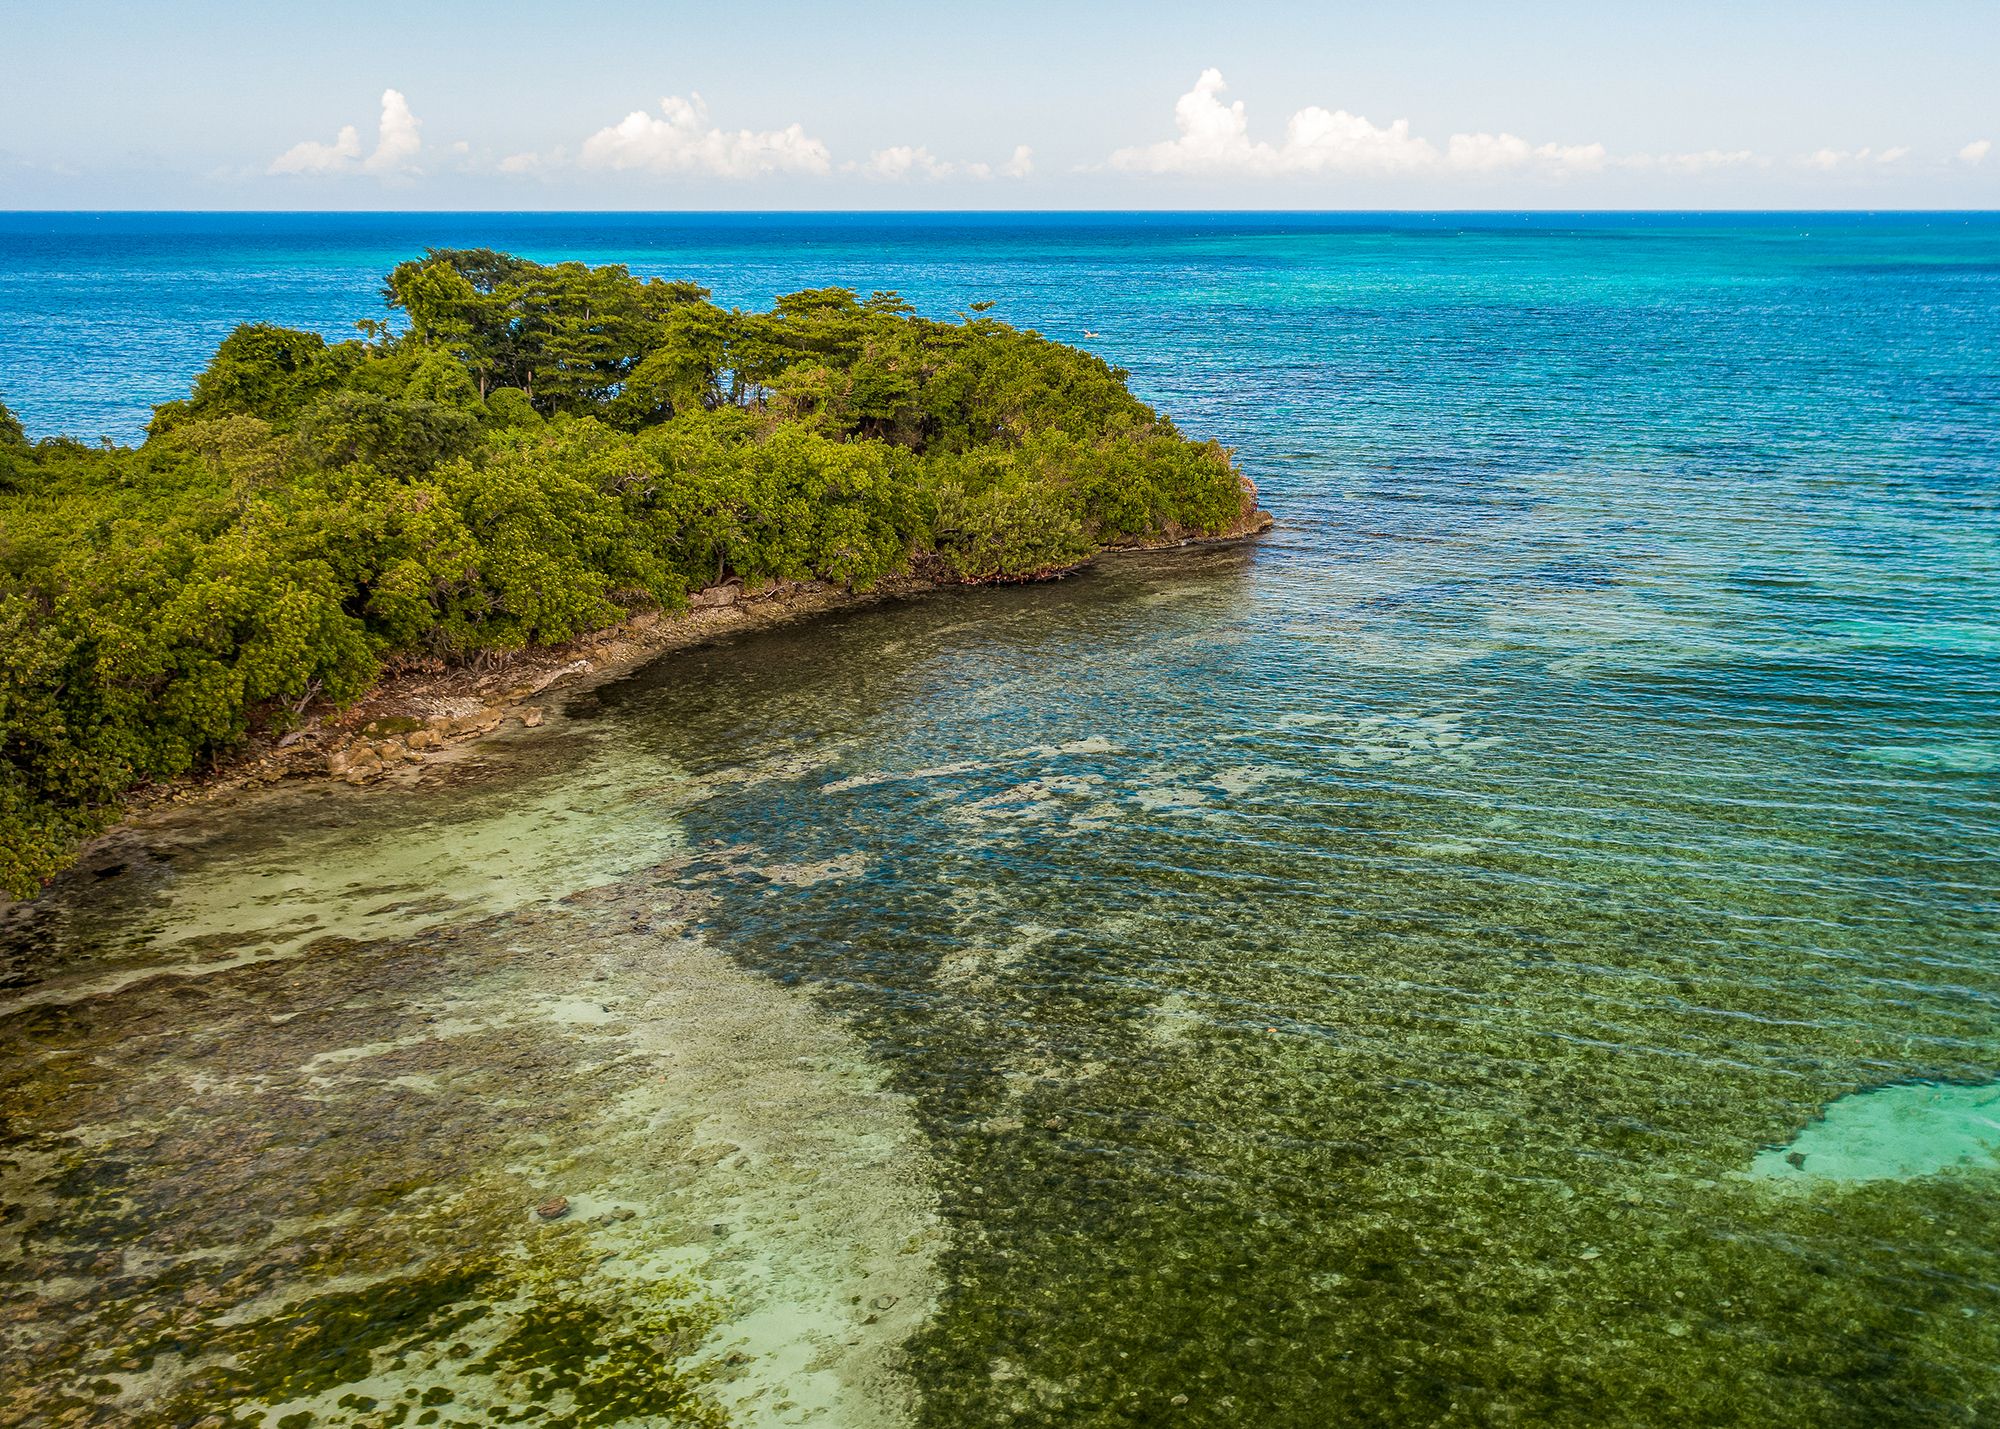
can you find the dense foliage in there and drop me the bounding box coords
[0,250,1253,896]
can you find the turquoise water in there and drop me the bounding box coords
[1753,1081,2000,1183]
[2,213,1998,1425]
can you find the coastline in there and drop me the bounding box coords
[0,511,1266,1417]
[81,511,1273,878]
[0,519,1260,1420]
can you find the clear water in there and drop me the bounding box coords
[1753,1080,2000,1183]
[2,213,1998,1426]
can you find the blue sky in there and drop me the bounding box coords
[1,0,1994,208]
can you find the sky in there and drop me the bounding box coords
[1,0,1994,210]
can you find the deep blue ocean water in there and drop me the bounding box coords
[3,212,1998,1425]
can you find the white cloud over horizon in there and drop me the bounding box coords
[579,93,832,178]
[857,145,954,181]
[1109,69,1608,179]
[1804,145,1912,171]
[270,90,422,177]
[1630,149,1763,175]
[854,142,1035,182]
[244,76,1991,201]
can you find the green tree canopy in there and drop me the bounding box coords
[0,253,1257,896]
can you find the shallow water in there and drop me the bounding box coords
[3,214,2000,1425]
[1753,1080,2000,1183]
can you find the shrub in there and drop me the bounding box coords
[0,253,1254,895]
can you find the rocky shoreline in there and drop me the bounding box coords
[108,513,1273,831]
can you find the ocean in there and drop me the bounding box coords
[2,211,1998,1426]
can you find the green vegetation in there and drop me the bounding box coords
[0,250,1255,895]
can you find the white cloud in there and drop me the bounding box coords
[1632,148,1762,174]
[858,144,954,181]
[366,89,421,173]
[579,93,830,177]
[1446,132,1606,173]
[1285,104,1439,174]
[1957,139,1991,164]
[964,145,1035,181]
[1804,145,1910,171]
[498,150,552,176]
[271,89,422,177]
[271,125,361,176]
[1109,69,1604,179]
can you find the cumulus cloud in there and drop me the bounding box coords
[272,125,361,176]
[858,144,954,180]
[1804,145,1910,171]
[579,93,830,177]
[498,150,557,176]
[1110,69,1603,178]
[366,90,421,172]
[1960,139,1992,164]
[963,145,1035,181]
[1631,148,1762,174]
[1447,132,1606,173]
[271,89,422,176]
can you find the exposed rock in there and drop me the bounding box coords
[446,711,504,739]
[519,707,545,729]
[535,1196,570,1221]
[690,581,743,610]
[526,660,592,695]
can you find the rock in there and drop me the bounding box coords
[526,659,591,694]
[691,581,743,609]
[519,706,545,728]
[406,728,443,751]
[535,1196,570,1221]
[1171,1395,1190,1407]
[446,710,504,738]
[870,1294,899,1311]
[337,749,385,785]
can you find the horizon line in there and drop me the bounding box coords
[4,206,2000,218]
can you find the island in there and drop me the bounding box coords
[0,250,1268,897]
